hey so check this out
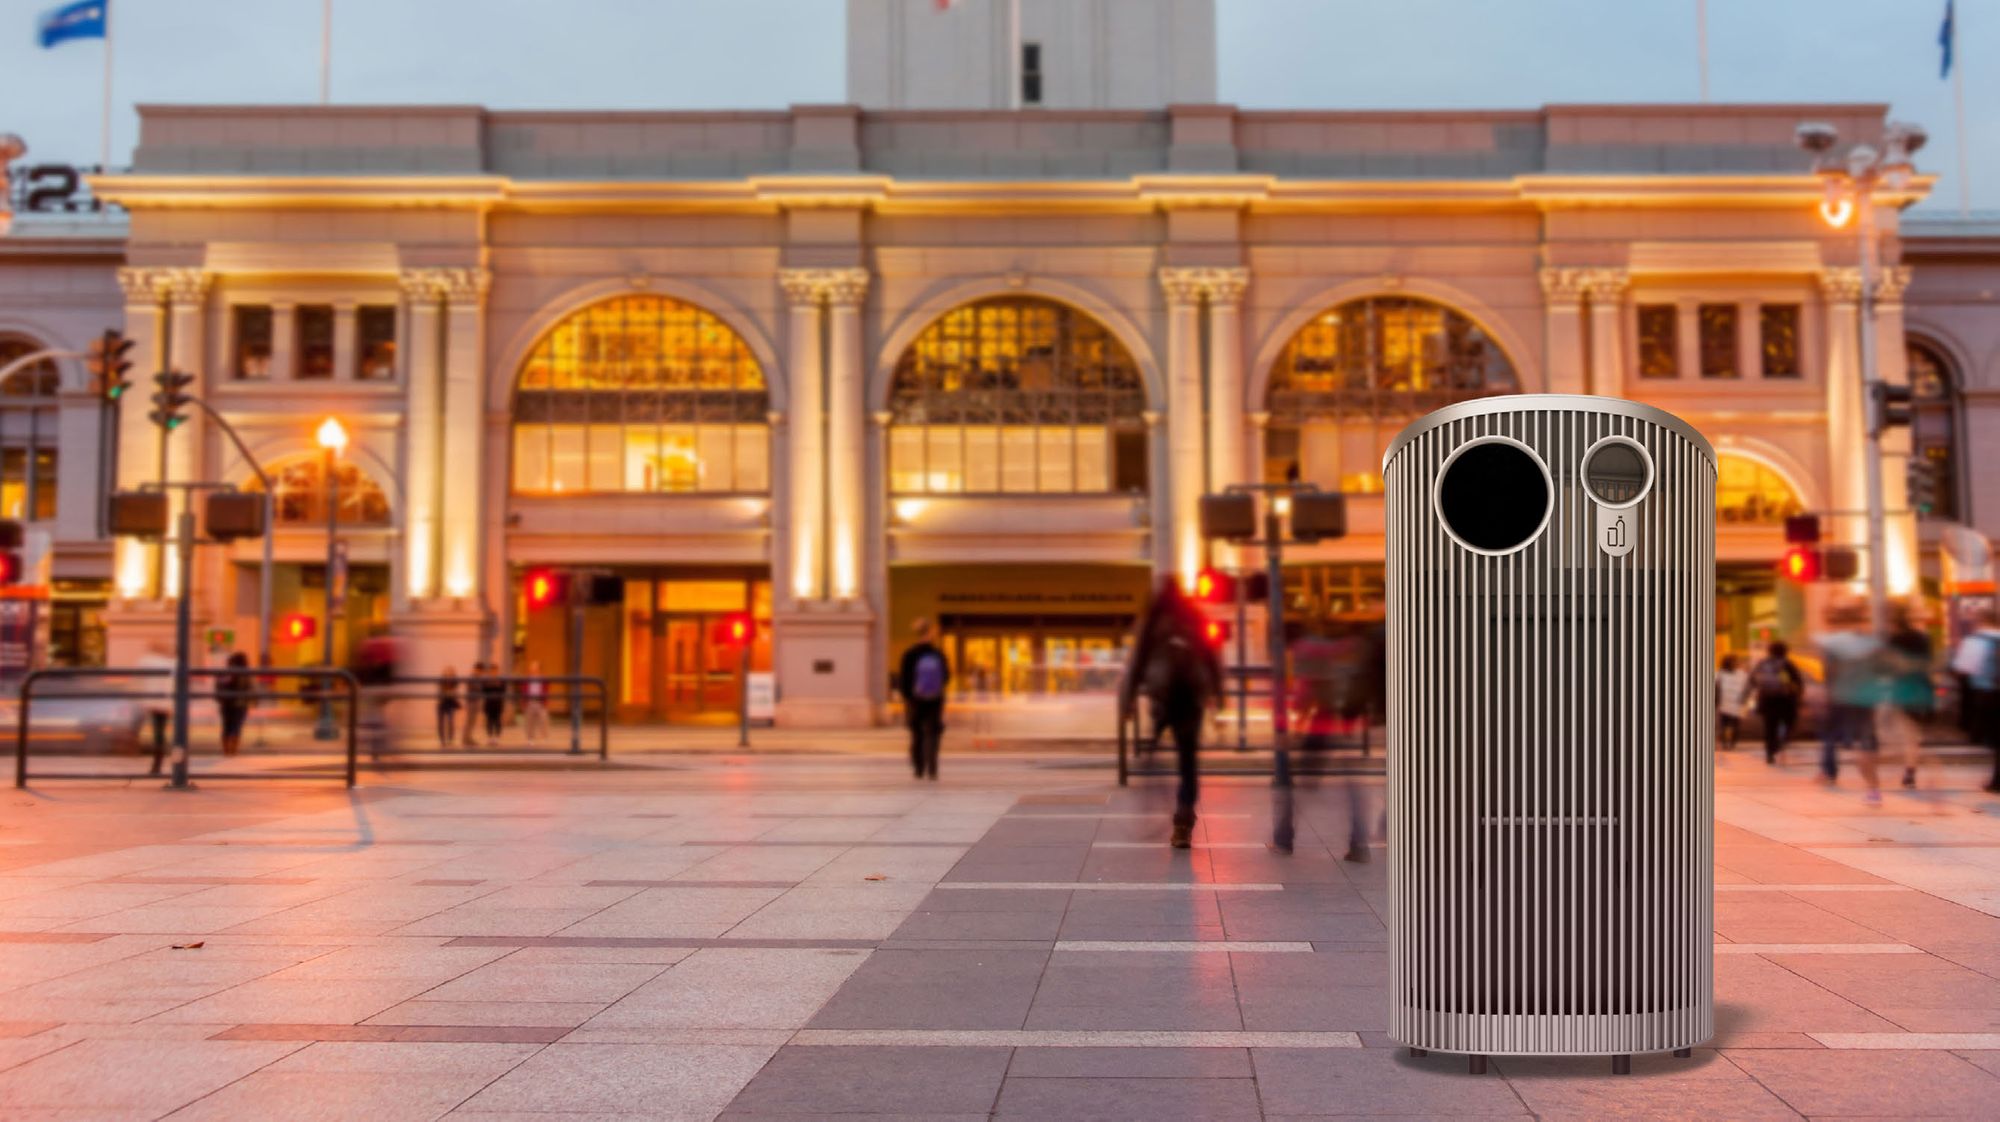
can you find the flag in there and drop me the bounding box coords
[935,0,958,10]
[37,0,105,49]
[1941,0,1955,78]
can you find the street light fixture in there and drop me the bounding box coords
[1796,120,1925,639]
[312,417,348,740]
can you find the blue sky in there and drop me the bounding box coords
[2,0,1991,211]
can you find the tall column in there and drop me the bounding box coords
[823,268,870,602]
[1874,266,1916,594]
[1585,268,1629,396]
[113,268,169,599]
[270,303,297,382]
[162,269,211,600]
[1143,410,1170,579]
[779,269,826,604]
[1159,267,1207,587]
[399,270,445,603]
[1539,268,1589,395]
[1819,268,1867,537]
[438,267,488,600]
[1205,267,1250,494]
[332,301,358,381]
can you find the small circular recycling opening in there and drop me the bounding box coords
[1582,437,1653,508]
[1435,438,1552,554]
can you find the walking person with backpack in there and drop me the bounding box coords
[1750,640,1804,765]
[897,619,950,780]
[1121,576,1223,849]
[1816,601,1887,802]
[1949,609,2000,794]
[1716,654,1751,752]
[1881,605,1936,790]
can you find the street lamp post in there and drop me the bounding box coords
[1797,121,1926,639]
[313,417,347,740]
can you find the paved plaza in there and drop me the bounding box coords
[1,745,1998,1119]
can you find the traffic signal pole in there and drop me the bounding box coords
[167,506,196,790]
[1855,197,1892,638]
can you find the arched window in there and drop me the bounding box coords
[888,297,1148,495]
[1906,338,1962,520]
[247,458,393,527]
[1263,296,1518,487]
[511,296,769,495]
[1716,454,1804,526]
[0,335,62,521]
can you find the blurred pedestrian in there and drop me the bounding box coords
[1122,576,1222,849]
[520,659,550,746]
[1749,640,1804,765]
[1949,609,2000,793]
[350,627,400,760]
[463,663,485,747]
[1881,605,1935,789]
[1716,654,1750,752]
[437,666,462,749]
[480,662,507,745]
[1816,602,1885,803]
[216,651,253,758]
[896,619,950,780]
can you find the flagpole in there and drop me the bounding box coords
[1696,0,1710,102]
[100,3,113,170]
[1007,0,1022,110]
[1954,11,1970,216]
[320,0,332,104]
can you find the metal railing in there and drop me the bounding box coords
[15,666,359,788]
[362,675,612,761]
[1115,702,1380,786]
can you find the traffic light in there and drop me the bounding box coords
[1290,492,1349,543]
[0,519,21,585]
[1783,515,1821,545]
[280,614,317,642]
[1822,547,1860,582]
[713,611,756,646]
[91,328,134,401]
[1871,381,1914,432]
[1193,568,1236,603]
[1908,458,1940,517]
[524,568,568,610]
[1779,546,1820,583]
[1202,618,1232,647]
[1243,571,1271,603]
[148,370,195,431]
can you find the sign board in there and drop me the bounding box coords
[331,540,349,607]
[746,672,776,724]
[206,628,236,651]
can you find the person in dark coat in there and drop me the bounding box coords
[1121,576,1223,849]
[895,619,951,780]
[216,651,252,758]
[1749,640,1804,765]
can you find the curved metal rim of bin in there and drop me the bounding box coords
[1382,393,1718,471]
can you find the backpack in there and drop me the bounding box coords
[911,650,947,701]
[1751,657,1794,699]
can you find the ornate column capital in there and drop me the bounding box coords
[1582,268,1630,300]
[823,267,870,307]
[1202,267,1250,306]
[436,267,490,304]
[162,268,212,305]
[116,267,170,303]
[1818,267,1865,304]
[778,268,822,306]
[398,268,446,301]
[1157,267,1208,307]
[1874,265,1913,304]
[779,267,868,306]
[118,266,208,304]
[1538,267,1590,305]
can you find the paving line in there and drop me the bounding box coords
[1713,943,1920,954]
[1003,813,1254,819]
[1054,940,1312,953]
[790,1029,1361,1048]
[1715,884,1910,892]
[1090,841,1269,849]
[934,882,1283,892]
[1809,1032,2000,1049]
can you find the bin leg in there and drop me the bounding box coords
[1674,1047,1692,1058]
[1468,1055,1487,1075]
[1612,1054,1632,1075]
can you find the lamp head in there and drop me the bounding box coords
[1795,122,1840,156]
[1887,121,1929,158]
[315,417,348,452]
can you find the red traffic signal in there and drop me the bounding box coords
[0,550,19,586]
[1193,568,1236,603]
[1203,618,1232,647]
[713,611,756,646]
[524,569,568,610]
[1779,546,1820,583]
[280,613,317,642]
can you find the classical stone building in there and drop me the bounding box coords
[1,1,1992,726]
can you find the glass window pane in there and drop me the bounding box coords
[587,426,622,491]
[1001,427,1037,493]
[734,425,769,493]
[964,426,1000,492]
[550,426,587,493]
[1038,427,1074,492]
[1699,303,1739,379]
[697,426,735,491]
[624,427,660,491]
[297,305,335,380]
[357,305,396,380]
[890,427,926,493]
[658,426,698,492]
[1759,304,1800,378]
[32,448,56,521]
[1638,304,1678,379]
[926,427,964,493]
[234,305,273,379]
[1074,427,1108,493]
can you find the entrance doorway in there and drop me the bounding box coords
[942,617,1131,696]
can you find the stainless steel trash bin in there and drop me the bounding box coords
[1382,394,1715,1069]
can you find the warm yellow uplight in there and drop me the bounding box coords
[1819,197,1854,229]
[316,417,348,452]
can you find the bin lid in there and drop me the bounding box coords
[1381,394,1715,471]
